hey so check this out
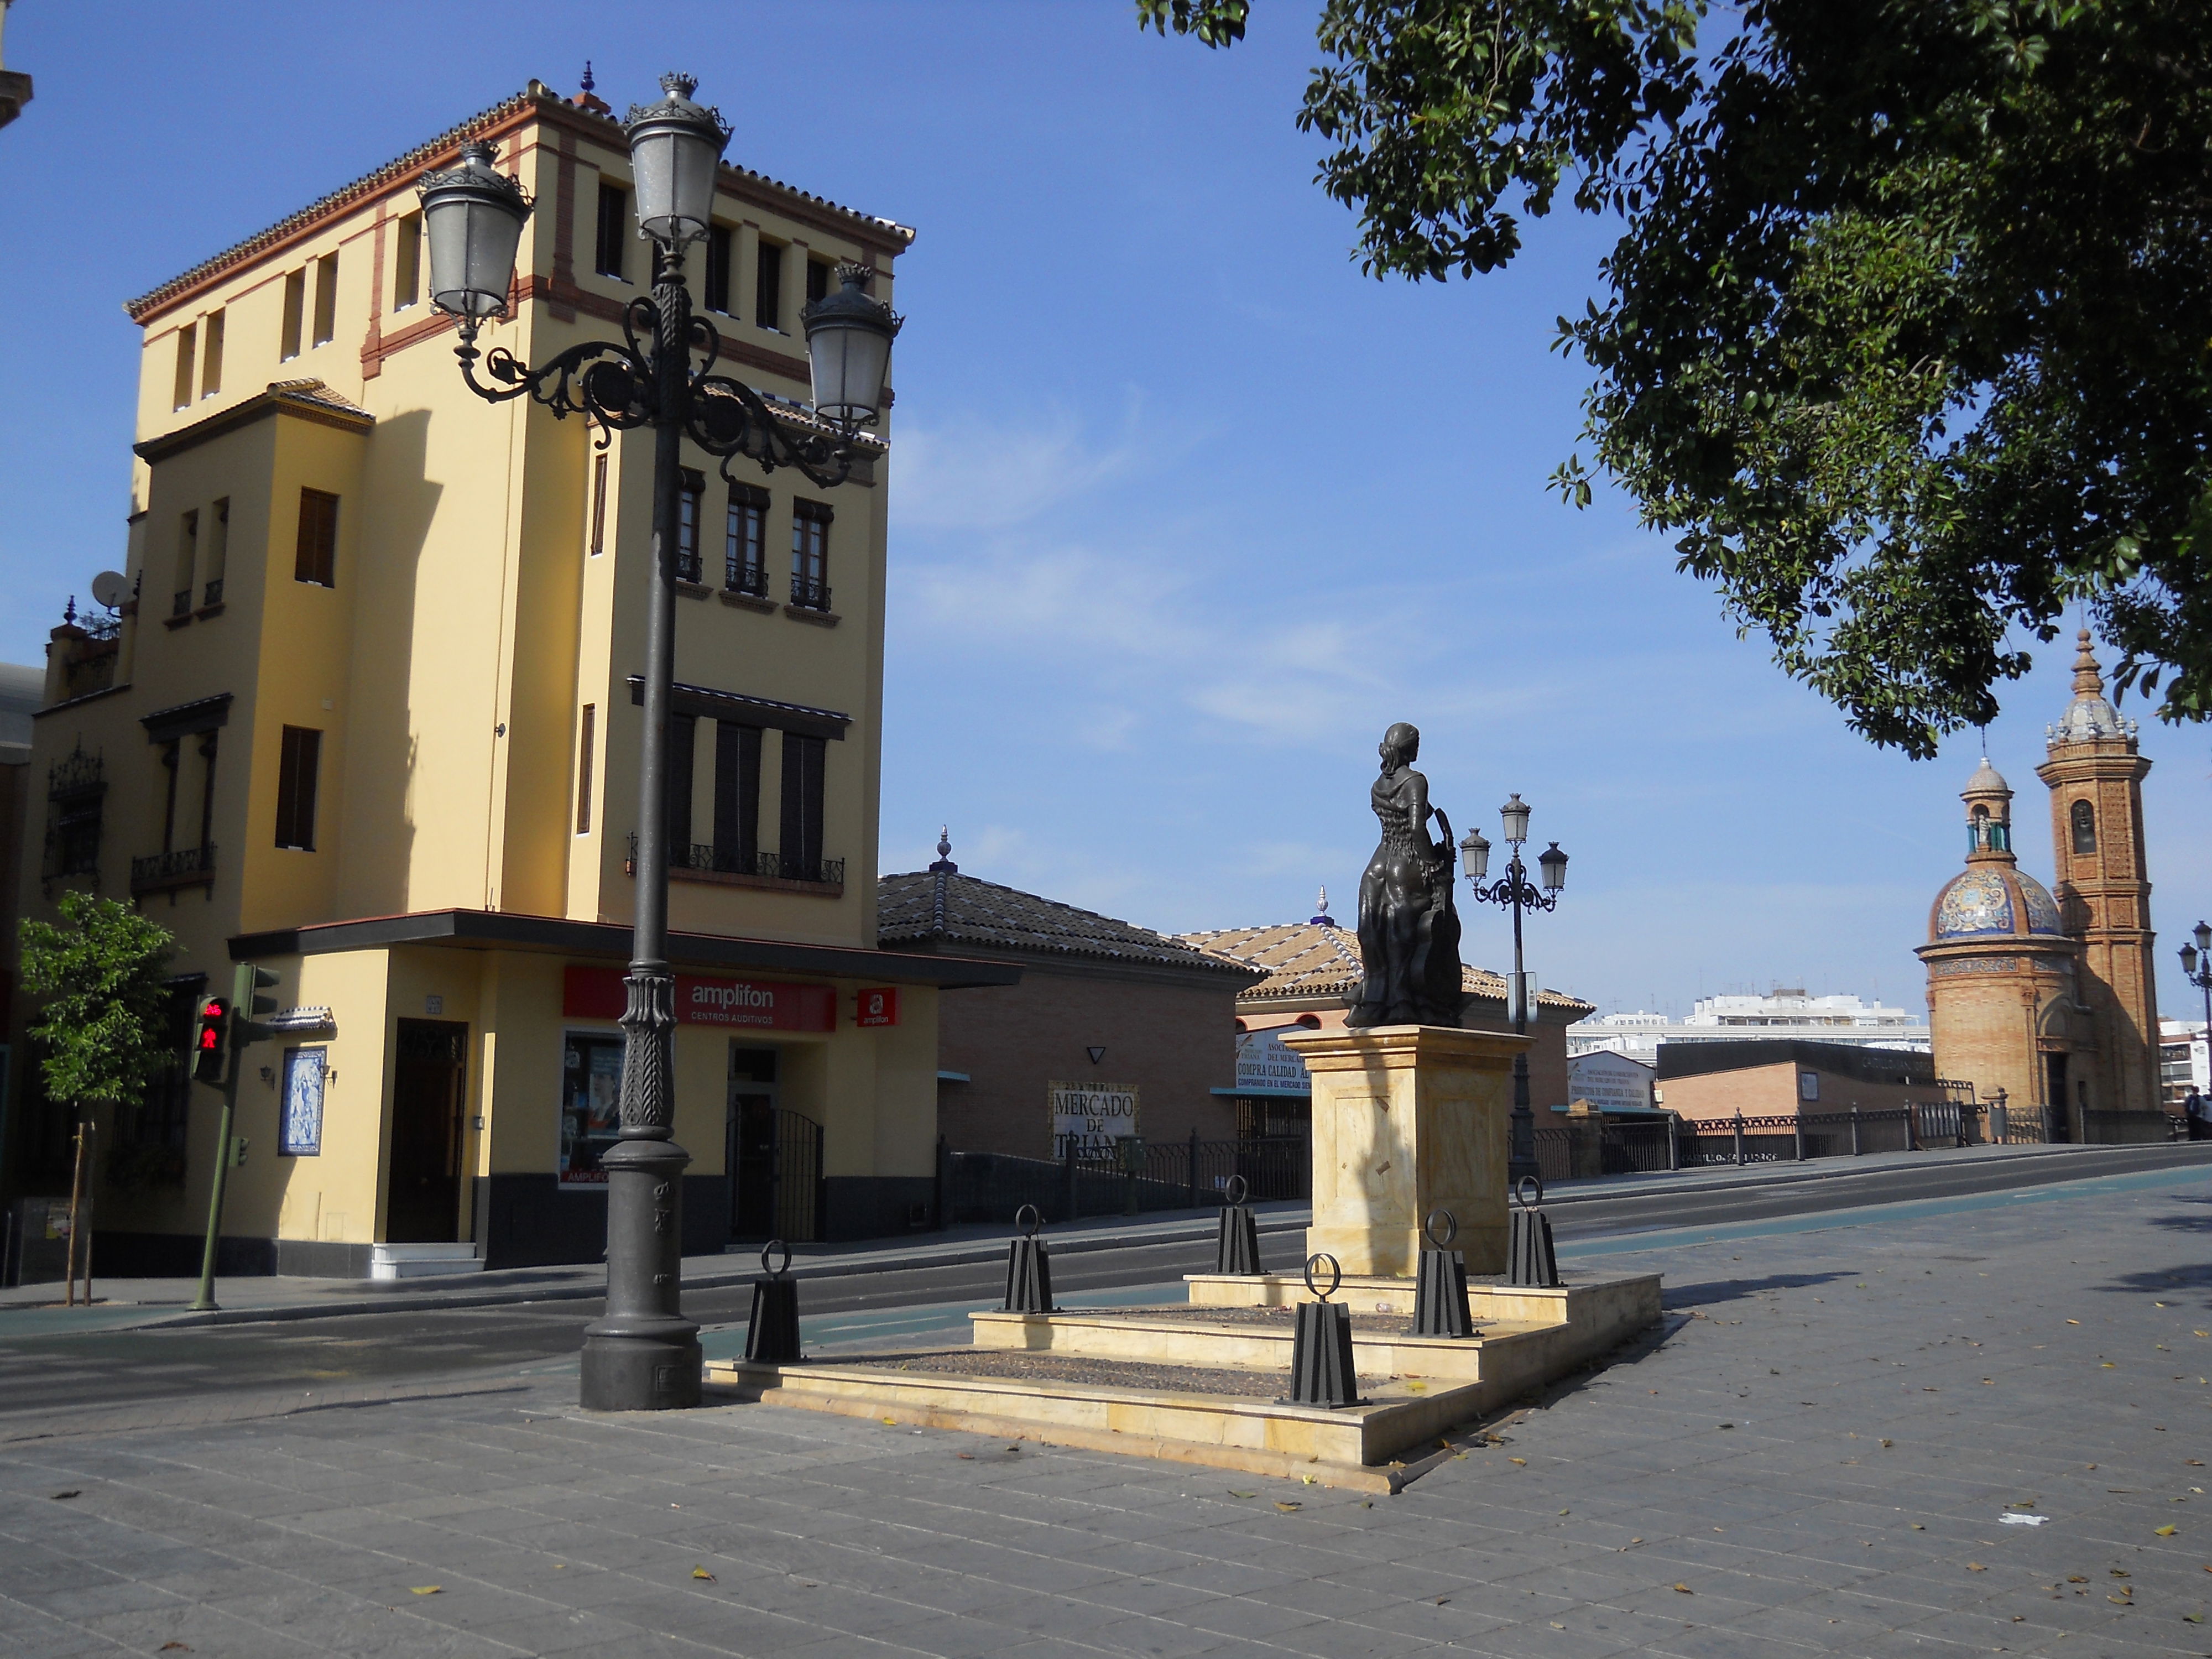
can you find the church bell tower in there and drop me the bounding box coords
[2036,631,2159,1115]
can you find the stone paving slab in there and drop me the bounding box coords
[3,1161,2210,1658]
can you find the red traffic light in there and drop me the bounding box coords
[192,995,229,1081]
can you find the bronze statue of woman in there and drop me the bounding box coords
[1349,722,1465,1027]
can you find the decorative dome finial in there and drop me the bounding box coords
[2072,628,2104,698]
[580,61,594,96]
[1310,886,1337,927]
[929,827,956,874]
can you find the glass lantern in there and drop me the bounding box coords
[623,73,731,247]
[418,141,532,320]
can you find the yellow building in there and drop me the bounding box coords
[1917,634,2162,1136]
[10,79,1014,1277]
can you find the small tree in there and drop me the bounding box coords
[18,891,178,1141]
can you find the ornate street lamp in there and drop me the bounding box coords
[2182,921,2212,1105]
[1460,796,1568,1185]
[420,75,900,1412]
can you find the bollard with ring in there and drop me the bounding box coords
[1284,1251,1365,1408]
[1214,1172,1262,1276]
[1001,1203,1056,1314]
[1413,1207,1475,1339]
[742,1239,803,1364]
[1505,1175,1561,1288]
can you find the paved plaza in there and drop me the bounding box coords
[2,1161,2208,1658]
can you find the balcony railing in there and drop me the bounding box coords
[201,577,225,608]
[789,573,833,612]
[171,589,192,618]
[131,842,215,895]
[625,833,843,889]
[726,561,768,599]
[676,549,703,585]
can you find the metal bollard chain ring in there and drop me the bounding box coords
[1224,1174,1249,1207]
[1423,1207,1459,1249]
[1302,1251,1342,1302]
[1514,1174,1546,1209]
[1014,1203,1042,1238]
[760,1238,792,1279]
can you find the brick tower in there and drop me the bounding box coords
[2037,631,2161,1116]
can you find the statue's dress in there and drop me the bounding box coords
[1352,769,1452,1026]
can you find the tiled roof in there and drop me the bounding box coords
[124,82,915,324]
[1178,921,1594,1014]
[879,863,1258,980]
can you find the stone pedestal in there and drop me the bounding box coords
[1281,1024,1528,1276]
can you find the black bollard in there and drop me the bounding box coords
[1413,1207,1474,1338]
[1505,1176,1561,1288]
[1287,1253,1364,1408]
[1002,1204,1055,1313]
[1215,1173,1261,1275]
[742,1239,802,1364]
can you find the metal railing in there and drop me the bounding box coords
[726,561,768,598]
[627,833,844,888]
[789,573,833,612]
[129,843,215,894]
[201,578,224,608]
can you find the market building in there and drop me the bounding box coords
[7,78,1017,1276]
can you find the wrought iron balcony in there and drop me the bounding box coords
[625,833,843,889]
[131,842,216,895]
[676,549,703,585]
[171,589,192,618]
[789,573,832,612]
[201,578,225,608]
[726,560,768,598]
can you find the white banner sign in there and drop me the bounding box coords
[1234,1030,1311,1093]
[1050,1081,1139,1157]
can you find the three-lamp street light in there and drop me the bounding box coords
[419,74,900,1412]
[2181,921,2212,1094]
[1459,795,1568,1185]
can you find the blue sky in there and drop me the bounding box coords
[2,2,2205,1023]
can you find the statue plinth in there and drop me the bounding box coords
[1281,1024,1530,1276]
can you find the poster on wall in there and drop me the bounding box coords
[279,1047,326,1156]
[1234,1030,1311,1093]
[1049,1081,1139,1160]
[560,1032,623,1186]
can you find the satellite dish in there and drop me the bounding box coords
[90,571,128,610]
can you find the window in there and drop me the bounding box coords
[172,324,196,411]
[274,727,321,851]
[575,705,596,834]
[281,269,305,359]
[595,181,628,279]
[392,210,422,310]
[806,257,831,306]
[200,310,225,398]
[174,510,198,619]
[561,1031,623,1186]
[790,499,832,610]
[2071,798,2096,855]
[43,744,105,880]
[1798,1072,1820,1102]
[675,469,705,583]
[725,483,767,595]
[589,453,609,555]
[703,224,733,314]
[713,721,761,872]
[311,253,338,347]
[666,712,698,856]
[779,733,825,881]
[204,498,228,608]
[755,238,783,331]
[294,488,339,586]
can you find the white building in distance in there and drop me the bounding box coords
[1568,988,1929,1061]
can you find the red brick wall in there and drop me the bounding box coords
[936,960,1245,1158]
[1660,1061,1936,1121]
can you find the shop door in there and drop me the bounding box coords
[2044,1053,2073,1142]
[388,1019,468,1242]
[727,1045,820,1241]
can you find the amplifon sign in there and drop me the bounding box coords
[562,967,835,1032]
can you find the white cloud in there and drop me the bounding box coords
[893,395,1191,533]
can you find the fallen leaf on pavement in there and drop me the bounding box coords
[2184,1613,2205,1624]
[49,1491,78,1501]
[1510,1457,1527,1466]
[1228,1490,1256,1499]
[1969,1563,1988,1572]
[2067,1319,2081,1326]
[2156,1525,2178,1537]
[1881,1439,1893,1448]
[1673,1583,1694,1594]
[692,1567,716,1580]
[1274,1502,1302,1512]
[410,1587,441,1596]
[1911,1524,1926,1530]
[2069,1575,2089,1583]
[158,1646,189,1654]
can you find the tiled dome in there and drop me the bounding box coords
[1930,865,2065,941]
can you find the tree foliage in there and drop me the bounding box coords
[18,892,176,1117]
[1139,0,2212,755]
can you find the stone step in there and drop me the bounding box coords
[369,1243,485,1281]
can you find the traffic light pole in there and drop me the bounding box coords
[188,1038,241,1313]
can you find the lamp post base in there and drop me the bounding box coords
[579,1135,701,1412]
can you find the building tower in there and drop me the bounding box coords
[2037,630,2160,1115]
[1917,756,2089,1134]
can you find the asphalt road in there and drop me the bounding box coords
[5,1141,2207,1423]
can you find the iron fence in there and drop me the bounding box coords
[1989,1103,2051,1144]
[1603,1120,1674,1174]
[941,1135,1309,1227]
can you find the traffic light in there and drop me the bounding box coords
[232,963,281,1044]
[191,995,229,1083]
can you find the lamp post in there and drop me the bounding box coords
[1458,795,1568,1185]
[2182,920,2212,1104]
[419,75,900,1412]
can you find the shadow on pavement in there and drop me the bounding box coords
[1660,1270,1853,1310]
